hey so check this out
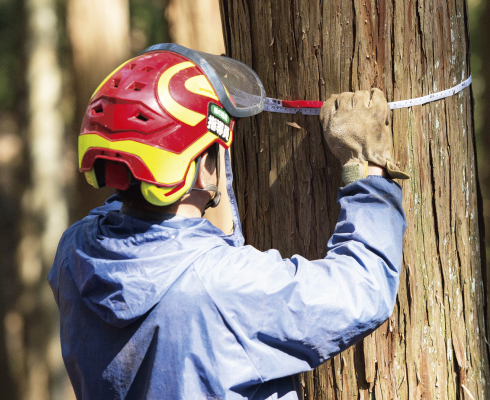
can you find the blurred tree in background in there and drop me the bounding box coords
[0,0,27,397]
[167,0,224,54]
[0,1,223,398]
[0,0,487,398]
[67,0,132,219]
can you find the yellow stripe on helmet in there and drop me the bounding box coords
[184,75,219,101]
[78,131,230,186]
[140,160,197,206]
[157,61,206,127]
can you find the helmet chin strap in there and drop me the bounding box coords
[194,185,221,211]
[187,151,222,213]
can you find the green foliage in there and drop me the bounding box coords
[130,0,170,53]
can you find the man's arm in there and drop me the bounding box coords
[196,175,405,380]
[367,162,387,177]
[196,88,407,381]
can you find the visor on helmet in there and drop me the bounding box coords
[140,43,265,118]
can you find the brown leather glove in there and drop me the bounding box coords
[320,88,410,184]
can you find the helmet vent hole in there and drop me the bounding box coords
[141,66,154,72]
[111,78,121,88]
[128,82,146,91]
[92,104,103,114]
[128,63,136,70]
[135,112,149,122]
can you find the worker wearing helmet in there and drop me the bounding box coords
[49,43,408,399]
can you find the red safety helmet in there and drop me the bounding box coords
[78,43,265,206]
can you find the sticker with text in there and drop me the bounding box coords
[207,103,231,142]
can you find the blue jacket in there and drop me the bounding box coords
[49,151,406,399]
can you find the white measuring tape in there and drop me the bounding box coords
[263,75,472,115]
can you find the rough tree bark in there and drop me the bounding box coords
[219,0,489,398]
[67,0,131,220]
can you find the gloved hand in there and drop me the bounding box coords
[320,88,410,184]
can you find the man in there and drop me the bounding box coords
[49,43,408,399]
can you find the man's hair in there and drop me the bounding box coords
[116,143,219,208]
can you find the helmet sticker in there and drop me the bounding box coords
[207,103,231,142]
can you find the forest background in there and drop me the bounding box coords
[0,0,488,399]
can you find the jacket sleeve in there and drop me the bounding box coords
[196,176,406,381]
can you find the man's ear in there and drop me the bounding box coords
[195,151,211,189]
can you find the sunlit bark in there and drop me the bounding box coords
[220,0,489,398]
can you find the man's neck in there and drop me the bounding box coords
[120,193,210,220]
[165,202,203,218]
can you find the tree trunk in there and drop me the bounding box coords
[14,0,70,399]
[219,0,489,398]
[167,0,225,55]
[0,1,27,397]
[67,0,131,220]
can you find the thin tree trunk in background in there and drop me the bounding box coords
[67,0,131,220]
[220,0,489,398]
[0,1,26,397]
[167,0,232,233]
[0,111,23,400]
[167,0,225,54]
[16,0,70,399]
